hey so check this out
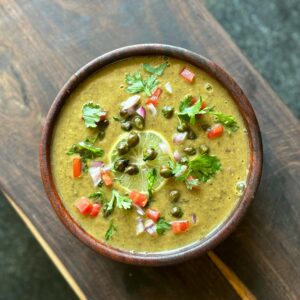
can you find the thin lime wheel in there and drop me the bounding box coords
[110,130,172,193]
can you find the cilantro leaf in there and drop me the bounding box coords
[125,72,145,94]
[156,218,171,235]
[143,63,168,76]
[88,190,105,203]
[178,96,214,125]
[66,141,104,159]
[111,190,132,210]
[82,102,106,128]
[210,111,239,133]
[105,221,117,241]
[185,177,200,190]
[168,160,189,179]
[85,133,99,144]
[125,72,159,96]
[189,154,221,182]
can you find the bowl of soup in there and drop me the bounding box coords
[40,44,262,265]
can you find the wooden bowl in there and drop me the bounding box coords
[40,44,263,266]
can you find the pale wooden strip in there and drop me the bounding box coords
[3,192,87,300]
[208,251,256,300]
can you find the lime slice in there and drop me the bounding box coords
[110,130,172,193]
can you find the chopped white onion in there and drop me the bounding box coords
[145,224,157,235]
[88,166,102,187]
[136,106,146,119]
[173,150,181,162]
[173,132,188,144]
[90,161,104,168]
[121,95,141,110]
[164,82,173,94]
[144,219,155,229]
[191,213,197,224]
[159,142,169,154]
[132,203,145,216]
[136,217,145,235]
[147,103,157,116]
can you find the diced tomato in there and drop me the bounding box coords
[99,112,107,121]
[207,124,224,139]
[75,198,93,215]
[145,87,163,106]
[191,97,197,105]
[180,67,195,83]
[72,157,82,178]
[89,203,101,217]
[129,191,148,207]
[201,102,206,110]
[171,220,190,234]
[146,209,160,222]
[101,171,113,186]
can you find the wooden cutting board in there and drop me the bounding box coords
[1,1,299,299]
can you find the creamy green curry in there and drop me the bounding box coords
[51,56,249,252]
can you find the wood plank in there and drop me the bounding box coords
[0,0,299,299]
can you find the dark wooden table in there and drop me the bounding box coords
[1,1,300,299]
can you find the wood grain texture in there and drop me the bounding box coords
[0,0,299,299]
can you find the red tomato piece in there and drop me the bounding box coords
[101,171,113,186]
[99,112,107,121]
[89,203,101,217]
[191,97,197,105]
[180,67,195,83]
[171,220,190,234]
[196,101,207,119]
[72,157,82,178]
[129,191,148,207]
[207,124,224,139]
[145,87,163,106]
[75,198,93,215]
[146,209,160,222]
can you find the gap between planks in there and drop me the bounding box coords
[2,192,87,300]
[2,192,255,300]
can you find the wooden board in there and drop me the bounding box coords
[0,0,299,299]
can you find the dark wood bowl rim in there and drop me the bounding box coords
[40,44,263,266]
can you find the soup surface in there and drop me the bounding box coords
[51,56,249,252]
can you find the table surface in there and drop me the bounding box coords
[1,0,300,299]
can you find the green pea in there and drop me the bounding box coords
[169,190,180,202]
[183,147,196,156]
[114,159,129,172]
[162,106,174,119]
[171,206,183,218]
[199,144,209,155]
[127,132,139,147]
[131,115,145,130]
[187,130,197,140]
[117,141,130,155]
[160,166,173,178]
[121,121,132,131]
[125,164,139,175]
[143,148,157,161]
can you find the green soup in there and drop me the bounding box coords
[51,56,249,252]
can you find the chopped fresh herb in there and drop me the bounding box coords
[113,116,122,122]
[88,190,105,203]
[210,111,239,133]
[185,177,200,190]
[66,141,104,173]
[85,133,99,144]
[147,168,157,201]
[82,102,106,128]
[125,72,159,96]
[143,63,168,76]
[178,96,214,125]
[111,190,132,210]
[189,154,221,182]
[156,218,171,235]
[105,221,117,241]
[168,160,189,179]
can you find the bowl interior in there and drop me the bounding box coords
[40,44,262,266]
